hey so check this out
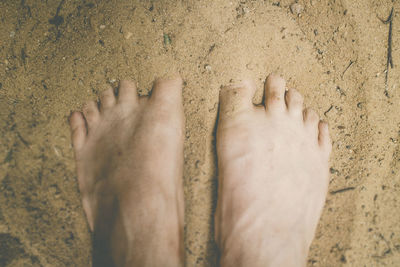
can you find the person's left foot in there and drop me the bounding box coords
[69,78,184,267]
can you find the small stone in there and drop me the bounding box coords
[163,34,171,46]
[314,29,318,36]
[9,31,15,38]
[53,146,61,157]
[204,64,212,72]
[99,25,106,30]
[124,31,133,40]
[290,3,303,16]
[246,63,254,70]
[109,78,117,83]
[330,167,338,174]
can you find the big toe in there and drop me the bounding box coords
[264,74,286,114]
[219,80,256,119]
[149,76,183,106]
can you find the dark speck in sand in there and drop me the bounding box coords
[49,15,64,26]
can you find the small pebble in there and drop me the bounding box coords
[163,34,171,46]
[290,3,303,16]
[99,25,106,30]
[9,31,15,38]
[124,31,133,40]
[53,146,61,158]
[246,63,254,70]
[330,167,338,174]
[204,64,212,72]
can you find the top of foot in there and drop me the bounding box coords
[215,74,331,267]
[69,78,184,267]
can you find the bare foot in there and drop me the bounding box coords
[69,78,184,267]
[215,74,332,266]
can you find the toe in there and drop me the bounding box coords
[285,88,304,117]
[219,80,256,118]
[99,87,116,111]
[69,111,86,151]
[150,76,183,106]
[118,80,139,105]
[82,100,100,131]
[264,74,286,113]
[82,198,94,231]
[303,108,319,137]
[318,121,332,153]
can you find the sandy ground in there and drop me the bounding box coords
[0,0,399,266]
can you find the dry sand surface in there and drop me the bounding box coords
[1,0,400,266]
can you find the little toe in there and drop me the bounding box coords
[149,76,183,106]
[264,74,286,113]
[99,87,116,111]
[285,88,304,118]
[303,108,319,138]
[118,80,139,106]
[318,121,332,154]
[82,100,100,131]
[219,80,256,119]
[69,111,86,151]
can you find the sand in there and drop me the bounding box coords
[0,0,399,266]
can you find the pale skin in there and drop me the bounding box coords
[69,74,331,267]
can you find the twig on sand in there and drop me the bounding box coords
[324,105,333,116]
[341,60,355,78]
[379,7,394,92]
[330,187,355,195]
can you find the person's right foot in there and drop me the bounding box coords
[69,78,184,267]
[215,74,332,266]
